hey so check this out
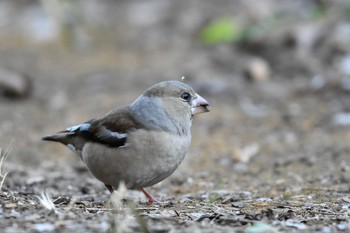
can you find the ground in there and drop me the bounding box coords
[1,0,350,232]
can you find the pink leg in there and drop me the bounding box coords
[140,188,158,203]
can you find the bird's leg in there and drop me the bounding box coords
[140,188,158,203]
[105,184,114,194]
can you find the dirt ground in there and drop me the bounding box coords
[1,0,350,232]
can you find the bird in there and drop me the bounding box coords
[42,80,209,203]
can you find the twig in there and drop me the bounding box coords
[36,190,56,211]
[0,139,15,191]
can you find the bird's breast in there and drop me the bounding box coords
[82,129,191,189]
[128,129,191,169]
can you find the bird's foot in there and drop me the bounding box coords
[107,185,173,206]
[140,188,174,207]
[140,188,160,204]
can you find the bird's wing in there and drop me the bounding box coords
[42,106,145,150]
[82,106,145,147]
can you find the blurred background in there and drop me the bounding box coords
[1,0,350,201]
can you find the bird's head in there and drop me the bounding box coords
[143,80,209,117]
[131,80,209,134]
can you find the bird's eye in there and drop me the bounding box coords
[181,92,191,101]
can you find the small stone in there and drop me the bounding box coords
[333,112,350,125]
[26,176,45,185]
[340,55,350,75]
[231,202,245,208]
[291,23,322,56]
[244,58,270,82]
[337,223,348,231]
[245,222,277,233]
[9,209,21,218]
[342,196,350,203]
[5,203,17,208]
[33,223,55,232]
[340,77,350,91]
[188,212,206,221]
[310,75,326,90]
[53,197,70,205]
[322,226,332,233]
[0,68,31,99]
[256,197,273,203]
[25,214,42,221]
[285,219,307,230]
[332,23,350,52]
[240,98,268,118]
[159,209,177,217]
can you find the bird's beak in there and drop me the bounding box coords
[191,94,210,115]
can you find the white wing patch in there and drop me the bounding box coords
[95,127,128,142]
[66,123,90,132]
[109,131,127,139]
[66,123,127,148]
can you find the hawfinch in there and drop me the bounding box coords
[42,80,209,203]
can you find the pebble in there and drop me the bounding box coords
[322,226,332,233]
[332,23,350,52]
[188,212,205,220]
[285,219,307,230]
[337,223,349,231]
[340,77,350,91]
[53,197,70,205]
[256,197,273,203]
[9,209,21,218]
[240,98,268,118]
[340,55,350,75]
[245,222,277,233]
[244,57,270,82]
[310,75,326,90]
[5,203,17,208]
[33,223,55,232]
[333,112,350,125]
[0,68,31,99]
[26,176,45,185]
[291,23,322,56]
[342,196,350,203]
